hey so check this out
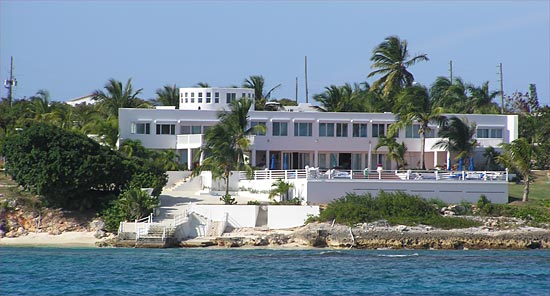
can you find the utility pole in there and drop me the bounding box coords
[3,56,17,107]
[295,77,298,104]
[304,56,309,103]
[497,63,504,114]
[449,60,453,83]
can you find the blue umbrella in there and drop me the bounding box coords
[447,157,451,171]
[458,158,463,171]
[270,154,276,170]
[469,157,474,171]
[283,154,289,170]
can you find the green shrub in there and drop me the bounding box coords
[316,191,480,228]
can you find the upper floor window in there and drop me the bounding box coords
[272,122,288,136]
[336,123,348,137]
[294,122,312,137]
[198,92,203,103]
[226,93,236,103]
[372,124,385,138]
[131,122,150,134]
[156,124,175,135]
[406,125,435,138]
[180,125,202,134]
[206,92,211,103]
[250,121,266,136]
[319,122,334,137]
[190,92,195,103]
[214,92,220,103]
[477,128,502,138]
[352,123,367,137]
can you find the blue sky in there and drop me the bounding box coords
[1,1,549,106]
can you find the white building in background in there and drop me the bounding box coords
[118,87,518,171]
[66,94,95,106]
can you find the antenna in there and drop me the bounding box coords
[3,56,17,107]
[497,63,504,114]
[449,60,453,83]
[295,77,298,103]
[304,56,309,103]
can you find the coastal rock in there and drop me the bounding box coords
[94,230,106,239]
[89,219,106,232]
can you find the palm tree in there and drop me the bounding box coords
[92,78,144,118]
[192,98,264,203]
[432,117,478,168]
[390,85,446,170]
[483,146,501,171]
[375,136,408,169]
[243,75,281,111]
[195,82,210,88]
[313,83,367,112]
[368,36,429,104]
[466,81,500,114]
[430,76,469,112]
[497,138,533,202]
[269,179,294,202]
[154,84,179,108]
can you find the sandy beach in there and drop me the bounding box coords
[0,231,101,247]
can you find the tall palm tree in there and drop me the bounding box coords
[192,98,264,203]
[243,75,281,111]
[195,82,210,88]
[154,84,179,108]
[390,85,446,170]
[432,117,478,168]
[430,76,469,112]
[92,78,144,118]
[375,136,408,169]
[313,83,366,112]
[269,179,294,202]
[466,81,500,114]
[498,138,534,202]
[368,36,429,104]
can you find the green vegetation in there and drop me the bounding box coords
[269,179,294,201]
[310,191,481,229]
[476,195,549,227]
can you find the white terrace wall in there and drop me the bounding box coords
[268,205,320,229]
[192,205,259,228]
[238,178,309,202]
[305,180,508,204]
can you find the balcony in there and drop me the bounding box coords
[176,134,204,149]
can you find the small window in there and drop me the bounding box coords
[352,123,367,137]
[198,93,203,103]
[272,122,288,136]
[156,124,175,135]
[131,122,150,134]
[190,92,195,103]
[319,123,334,137]
[372,124,385,138]
[206,92,211,103]
[214,92,220,103]
[336,123,348,137]
[294,122,312,137]
[251,121,266,136]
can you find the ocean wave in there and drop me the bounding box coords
[377,253,419,258]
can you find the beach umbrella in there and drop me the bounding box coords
[469,157,474,171]
[458,158,463,171]
[270,154,276,170]
[447,157,451,171]
[283,153,289,170]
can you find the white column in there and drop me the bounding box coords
[314,150,319,167]
[368,141,372,169]
[199,149,204,165]
[187,148,192,170]
[251,149,256,166]
[447,151,451,170]
[434,151,438,169]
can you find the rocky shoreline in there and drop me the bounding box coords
[209,222,549,250]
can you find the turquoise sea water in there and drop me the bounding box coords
[1,247,549,295]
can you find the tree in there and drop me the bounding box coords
[432,117,478,168]
[313,83,362,112]
[483,146,501,171]
[269,179,294,201]
[195,82,210,88]
[2,123,133,210]
[430,76,469,112]
[498,138,534,202]
[192,98,264,203]
[368,36,429,104]
[375,136,408,169]
[390,85,446,170]
[154,84,179,108]
[243,75,281,111]
[465,82,500,114]
[92,78,145,118]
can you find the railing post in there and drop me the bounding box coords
[505,168,509,182]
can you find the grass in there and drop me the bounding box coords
[508,170,549,205]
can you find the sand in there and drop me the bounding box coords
[0,231,101,247]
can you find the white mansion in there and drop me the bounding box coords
[119,87,518,171]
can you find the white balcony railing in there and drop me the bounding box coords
[176,134,204,149]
